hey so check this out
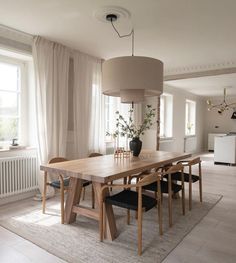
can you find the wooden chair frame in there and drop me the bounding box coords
[42,154,101,224]
[164,163,185,227]
[129,163,185,228]
[177,157,202,210]
[99,172,162,256]
[42,157,68,224]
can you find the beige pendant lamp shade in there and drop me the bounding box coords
[102,56,163,103]
[101,12,163,103]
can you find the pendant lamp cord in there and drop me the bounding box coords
[110,19,134,56]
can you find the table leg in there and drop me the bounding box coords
[93,182,117,241]
[64,177,83,224]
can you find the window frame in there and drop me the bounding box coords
[0,54,27,147]
[185,99,196,136]
[159,93,173,139]
[104,95,132,147]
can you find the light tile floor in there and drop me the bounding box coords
[0,152,235,263]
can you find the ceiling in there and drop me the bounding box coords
[0,0,236,96]
[166,73,236,97]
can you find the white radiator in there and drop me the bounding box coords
[0,156,38,198]
[184,136,197,153]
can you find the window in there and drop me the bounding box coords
[104,95,131,147]
[160,93,173,138]
[0,55,26,147]
[185,99,196,136]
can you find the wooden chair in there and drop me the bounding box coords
[42,156,99,224]
[165,157,202,210]
[141,163,185,227]
[42,157,68,224]
[99,172,162,256]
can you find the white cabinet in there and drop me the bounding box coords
[214,135,236,165]
[208,133,227,151]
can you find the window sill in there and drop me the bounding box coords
[0,146,36,153]
[160,137,174,142]
[184,135,196,139]
[105,140,114,144]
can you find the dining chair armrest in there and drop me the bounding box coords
[128,172,147,183]
[128,169,163,183]
[156,164,173,172]
[176,160,190,166]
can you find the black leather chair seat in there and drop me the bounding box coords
[164,172,199,183]
[50,178,91,189]
[105,189,157,212]
[143,180,182,193]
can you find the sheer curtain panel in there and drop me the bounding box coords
[33,36,70,194]
[73,52,105,158]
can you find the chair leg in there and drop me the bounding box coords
[199,163,203,203]
[189,166,192,211]
[189,180,192,211]
[181,171,185,215]
[42,172,47,214]
[82,186,86,200]
[92,185,95,209]
[168,174,173,227]
[127,209,130,225]
[59,175,65,224]
[138,191,143,256]
[157,180,163,235]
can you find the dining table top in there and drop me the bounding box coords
[40,150,191,183]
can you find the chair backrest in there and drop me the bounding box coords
[48,157,68,164]
[48,157,68,180]
[137,172,161,188]
[164,163,184,175]
[89,152,103,158]
[188,157,201,166]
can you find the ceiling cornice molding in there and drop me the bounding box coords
[164,63,236,81]
[164,61,236,80]
[0,24,33,45]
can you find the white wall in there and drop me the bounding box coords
[142,84,205,153]
[204,96,236,148]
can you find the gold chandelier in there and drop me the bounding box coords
[207,88,236,114]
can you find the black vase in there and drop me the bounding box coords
[129,137,142,157]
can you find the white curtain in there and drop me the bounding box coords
[73,51,105,158]
[32,36,70,193]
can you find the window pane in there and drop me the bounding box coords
[160,94,173,138]
[0,63,19,91]
[185,100,196,136]
[160,96,164,137]
[0,91,18,116]
[0,117,18,141]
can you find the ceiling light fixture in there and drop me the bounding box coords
[102,13,163,104]
[207,87,236,114]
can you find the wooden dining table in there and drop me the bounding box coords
[40,150,191,240]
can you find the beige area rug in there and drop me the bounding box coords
[0,190,221,263]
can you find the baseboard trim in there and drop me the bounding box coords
[0,190,39,206]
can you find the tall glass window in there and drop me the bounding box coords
[160,93,173,138]
[185,99,196,136]
[0,61,21,145]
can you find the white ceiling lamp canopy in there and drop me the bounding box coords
[101,10,163,104]
[102,56,163,103]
